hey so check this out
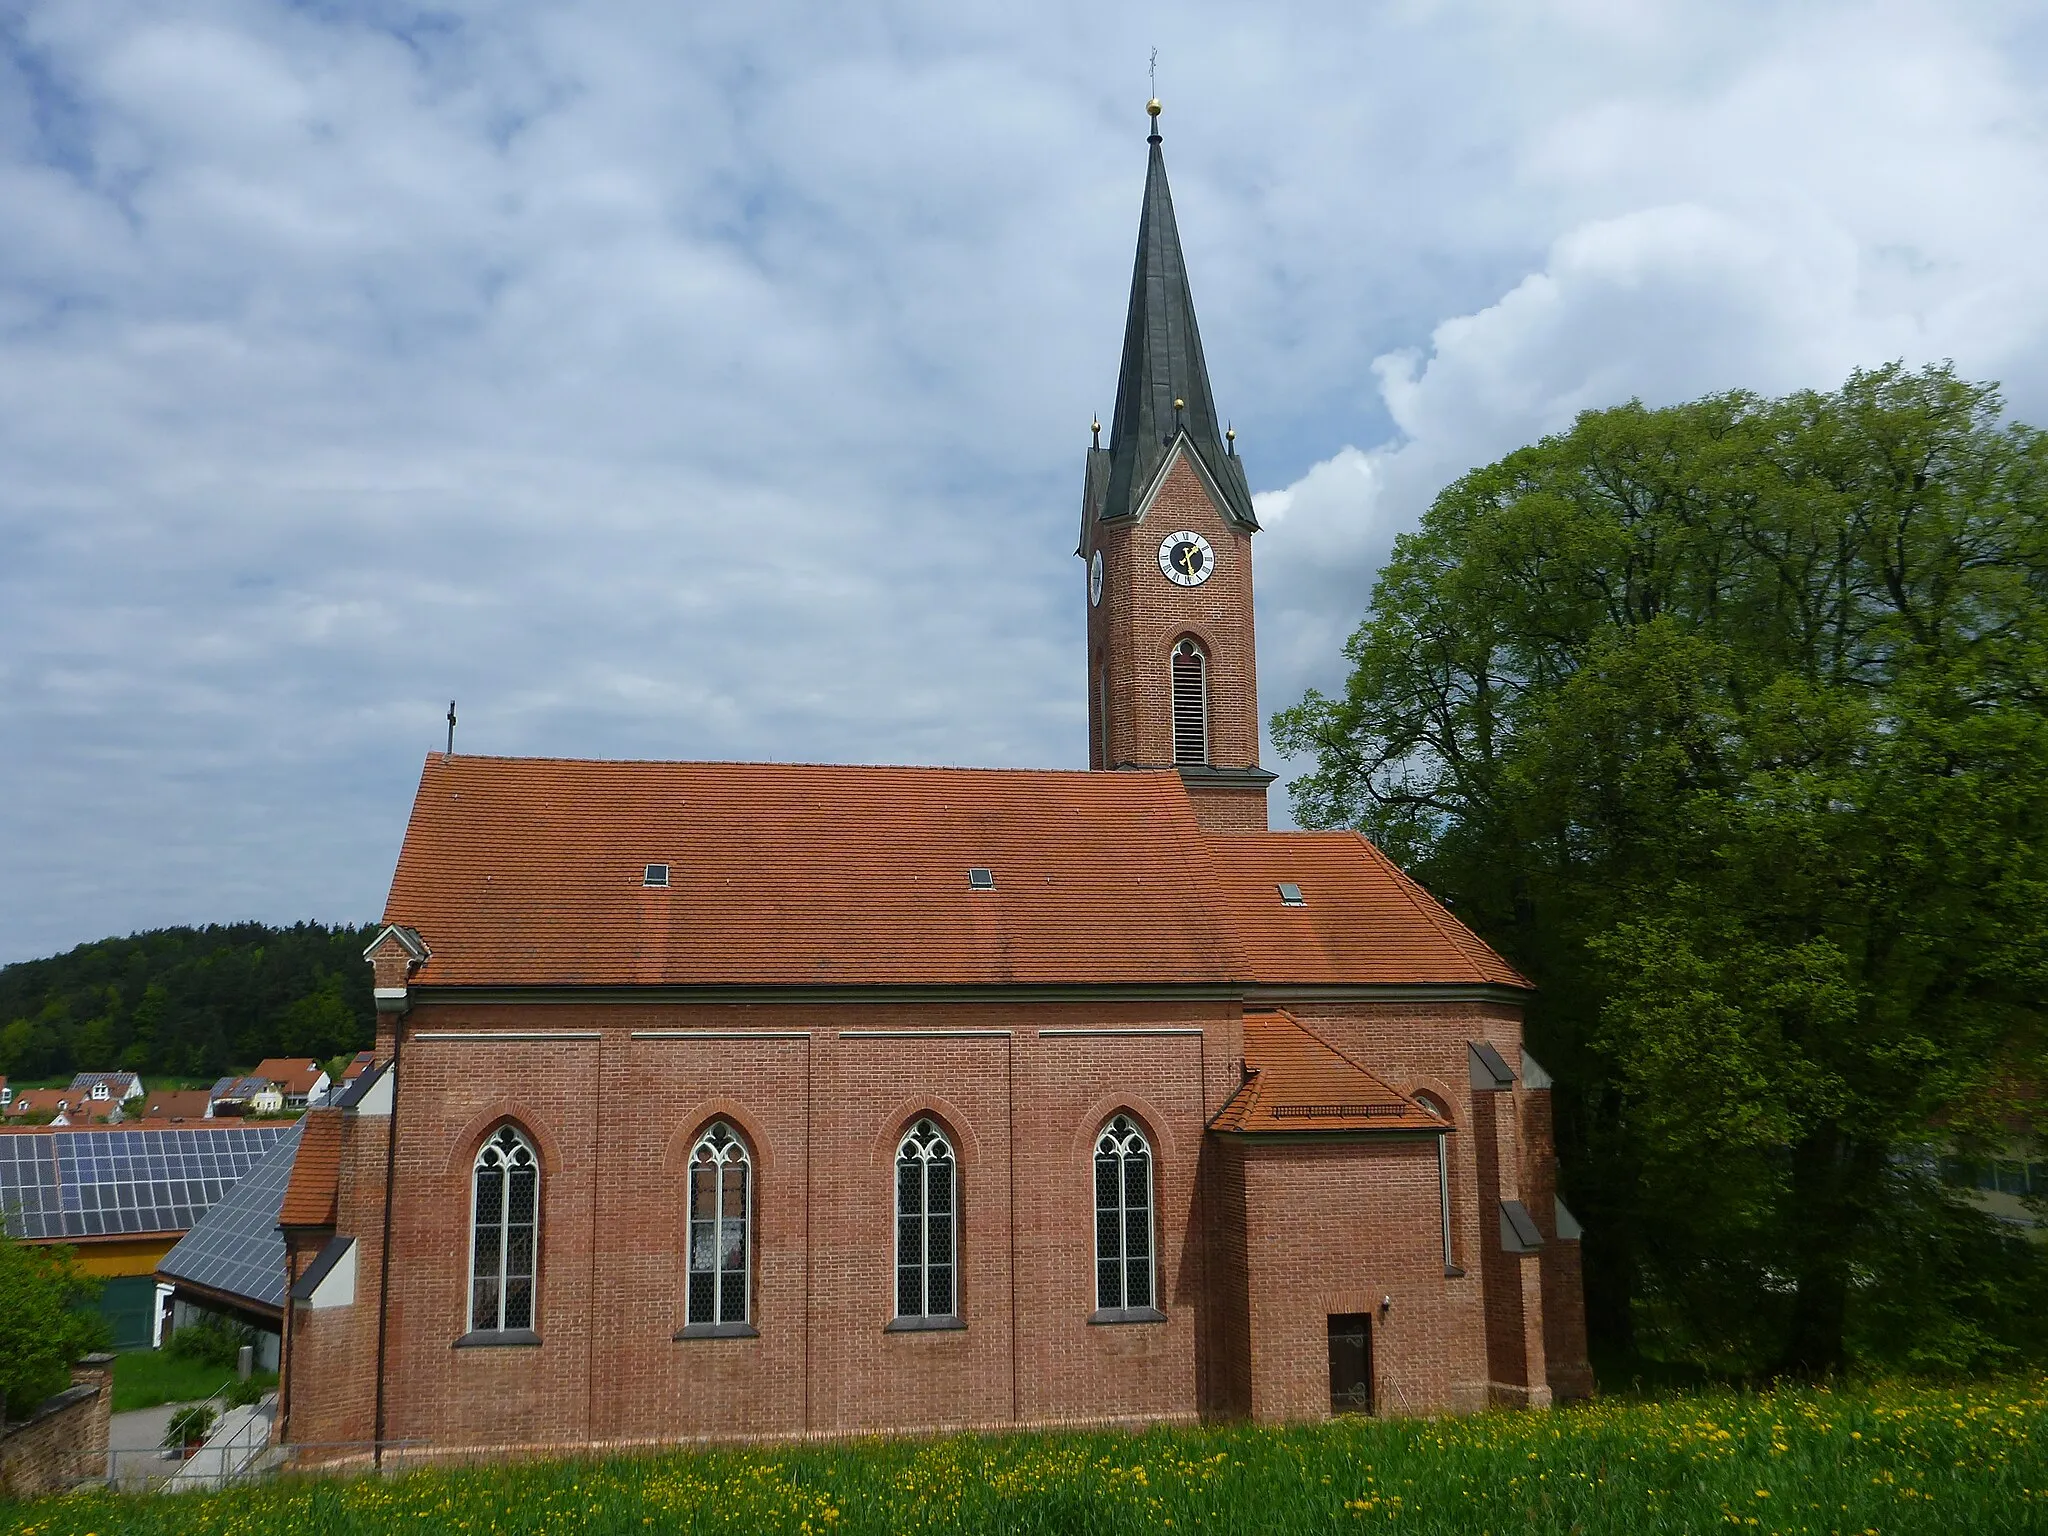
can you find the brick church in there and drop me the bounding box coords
[276,104,1590,1457]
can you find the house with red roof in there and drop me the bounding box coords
[137,1089,215,1123]
[251,1058,331,1110]
[276,107,1588,1461]
[8,1087,123,1125]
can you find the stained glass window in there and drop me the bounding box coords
[470,1125,538,1333]
[895,1119,955,1319]
[687,1122,750,1327]
[1094,1115,1153,1312]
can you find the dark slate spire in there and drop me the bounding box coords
[1093,102,1257,533]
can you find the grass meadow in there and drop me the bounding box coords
[12,1375,2047,1535]
[108,1350,278,1414]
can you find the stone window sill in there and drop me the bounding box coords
[674,1322,759,1340]
[1089,1306,1167,1326]
[884,1314,965,1333]
[453,1328,541,1349]
[1445,1264,1467,1279]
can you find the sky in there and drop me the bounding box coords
[5,0,2048,964]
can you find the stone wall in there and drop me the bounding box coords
[0,1353,113,1498]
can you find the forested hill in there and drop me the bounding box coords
[0,923,377,1083]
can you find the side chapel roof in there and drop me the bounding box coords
[380,754,1527,992]
[1210,1009,1447,1135]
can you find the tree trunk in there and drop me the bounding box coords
[1776,1128,1872,1377]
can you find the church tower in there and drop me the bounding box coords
[1080,101,1274,833]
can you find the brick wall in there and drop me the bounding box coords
[1236,1137,1485,1420]
[1285,999,1564,1408]
[1087,452,1262,780]
[282,1106,392,1455]
[1183,781,1271,834]
[285,990,1576,1453]
[0,1354,112,1497]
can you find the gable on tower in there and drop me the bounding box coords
[1081,102,1273,829]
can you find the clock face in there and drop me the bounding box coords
[1158,530,1216,587]
[1089,549,1104,608]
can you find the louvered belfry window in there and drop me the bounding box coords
[1171,639,1208,765]
[895,1119,956,1319]
[470,1124,539,1334]
[1095,1115,1154,1312]
[687,1122,750,1327]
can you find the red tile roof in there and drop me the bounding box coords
[280,1111,341,1228]
[4,1089,118,1123]
[138,1090,213,1122]
[381,755,1527,992]
[1211,1010,1446,1134]
[251,1059,324,1096]
[1203,832,1530,988]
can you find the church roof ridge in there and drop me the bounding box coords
[1095,110,1257,533]
[416,752,1183,780]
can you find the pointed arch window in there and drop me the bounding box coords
[469,1125,538,1336]
[1171,640,1208,765]
[687,1122,751,1330]
[894,1119,957,1323]
[1094,1115,1156,1316]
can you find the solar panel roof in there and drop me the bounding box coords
[0,1124,293,1242]
[157,1120,305,1310]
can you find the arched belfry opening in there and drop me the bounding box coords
[1171,639,1208,765]
[1077,101,1275,831]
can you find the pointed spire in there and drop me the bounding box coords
[1095,102,1257,531]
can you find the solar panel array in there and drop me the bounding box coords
[0,1124,293,1241]
[158,1120,305,1309]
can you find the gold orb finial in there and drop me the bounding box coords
[1173,397,1185,411]
[1147,97,1162,119]
[1226,425,1236,442]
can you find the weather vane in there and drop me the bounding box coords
[1149,47,1157,101]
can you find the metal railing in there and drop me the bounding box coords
[103,1432,439,1491]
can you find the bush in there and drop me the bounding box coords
[162,1404,215,1449]
[165,1313,256,1370]
[165,1310,258,1368]
[0,1234,108,1420]
[222,1376,266,1408]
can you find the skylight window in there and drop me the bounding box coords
[967,867,995,890]
[644,864,670,888]
[1277,882,1305,906]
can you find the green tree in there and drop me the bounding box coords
[0,1235,108,1419]
[277,971,360,1062]
[0,921,377,1082]
[1275,363,2048,1376]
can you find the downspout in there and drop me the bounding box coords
[372,1008,407,1467]
[279,1237,296,1436]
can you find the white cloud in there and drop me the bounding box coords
[4,0,2048,956]
[1252,5,2048,817]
